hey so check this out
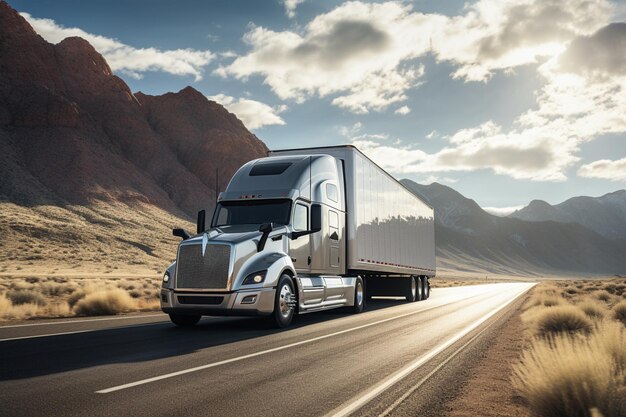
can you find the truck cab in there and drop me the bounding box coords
[161,154,360,327]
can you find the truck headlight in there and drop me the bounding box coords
[242,270,266,285]
[162,272,170,283]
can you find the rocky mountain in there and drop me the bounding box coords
[401,180,626,276]
[509,191,626,240]
[0,1,266,274]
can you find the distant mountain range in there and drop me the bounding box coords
[0,1,624,277]
[509,191,626,240]
[401,180,626,276]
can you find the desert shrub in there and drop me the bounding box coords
[604,284,617,294]
[532,305,593,337]
[612,301,626,326]
[73,289,136,316]
[513,323,626,417]
[7,290,46,306]
[128,290,142,299]
[67,290,86,308]
[39,282,75,297]
[595,290,613,303]
[44,302,71,317]
[0,294,11,315]
[565,287,579,295]
[577,300,606,320]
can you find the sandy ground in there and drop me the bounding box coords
[443,305,534,417]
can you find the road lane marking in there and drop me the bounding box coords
[0,314,166,329]
[94,288,504,394]
[0,322,171,342]
[377,312,499,417]
[326,283,535,417]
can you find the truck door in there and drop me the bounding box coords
[289,201,311,273]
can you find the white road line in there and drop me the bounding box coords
[377,312,497,417]
[0,321,170,342]
[325,283,535,417]
[0,314,166,329]
[95,291,489,394]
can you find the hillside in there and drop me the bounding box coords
[0,1,266,276]
[402,180,626,276]
[509,190,626,240]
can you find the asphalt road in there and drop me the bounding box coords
[0,283,534,417]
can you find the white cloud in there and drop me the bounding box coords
[432,0,612,82]
[395,105,411,115]
[351,17,626,182]
[21,13,215,81]
[482,206,524,216]
[578,157,626,181]
[282,0,305,19]
[218,0,611,114]
[207,94,286,130]
[220,2,430,113]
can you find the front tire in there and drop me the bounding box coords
[272,274,296,328]
[169,313,201,327]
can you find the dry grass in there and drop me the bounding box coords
[513,279,626,417]
[577,299,607,319]
[0,274,161,321]
[612,300,626,326]
[526,305,593,337]
[73,289,136,316]
[513,322,625,417]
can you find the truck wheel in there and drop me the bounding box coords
[423,277,430,300]
[272,274,296,328]
[405,276,418,302]
[352,277,365,314]
[169,313,201,327]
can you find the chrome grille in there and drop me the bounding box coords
[176,243,231,290]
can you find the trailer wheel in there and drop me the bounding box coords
[423,277,430,300]
[169,313,201,327]
[405,276,418,302]
[272,274,296,328]
[352,277,365,314]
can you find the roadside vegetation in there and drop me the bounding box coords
[513,279,626,417]
[0,275,160,320]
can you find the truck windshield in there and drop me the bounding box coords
[212,199,292,227]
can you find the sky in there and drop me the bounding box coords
[11,0,626,214]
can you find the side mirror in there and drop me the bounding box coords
[310,203,322,233]
[196,209,206,234]
[290,204,322,239]
[257,222,274,252]
[173,228,191,240]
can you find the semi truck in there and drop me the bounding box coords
[160,145,435,327]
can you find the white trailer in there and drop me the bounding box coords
[161,145,436,327]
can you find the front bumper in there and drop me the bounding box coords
[161,287,275,316]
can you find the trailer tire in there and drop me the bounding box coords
[272,274,296,328]
[169,313,201,327]
[405,276,418,302]
[423,277,430,300]
[351,277,365,314]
